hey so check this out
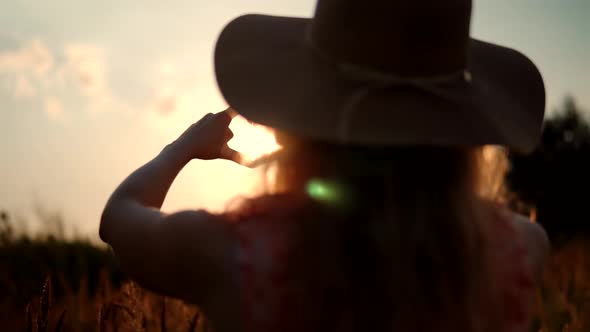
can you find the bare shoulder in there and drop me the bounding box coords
[511,213,551,276]
[158,210,241,332]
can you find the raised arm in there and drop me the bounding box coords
[99,110,240,304]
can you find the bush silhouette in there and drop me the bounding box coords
[507,96,590,244]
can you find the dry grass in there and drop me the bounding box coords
[17,242,590,332]
[533,239,590,332]
[19,274,210,332]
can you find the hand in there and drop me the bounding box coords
[172,108,240,163]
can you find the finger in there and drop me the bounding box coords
[225,107,238,119]
[215,109,234,126]
[220,145,242,164]
[224,129,235,142]
[196,112,214,126]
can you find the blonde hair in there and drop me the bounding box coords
[233,134,511,332]
[477,146,510,202]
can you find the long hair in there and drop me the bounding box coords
[231,132,510,332]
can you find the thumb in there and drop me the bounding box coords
[220,145,242,164]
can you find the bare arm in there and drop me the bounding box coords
[99,110,240,304]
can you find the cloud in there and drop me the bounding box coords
[44,96,65,121]
[0,39,122,117]
[143,81,226,136]
[0,39,53,76]
[1,38,199,121]
[154,95,177,115]
[13,75,36,98]
[151,82,179,116]
[62,44,106,97]
[0,40,109,102]
[149,60,182,116]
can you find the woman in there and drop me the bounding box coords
[100,0,550,331]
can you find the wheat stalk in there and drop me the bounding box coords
[24,302,33,332]
[161,297,167,332]
[98,303,112,332]
[187,312,199,332]
[54,310,66,332]
[37,277,52,332]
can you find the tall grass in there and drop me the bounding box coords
[0,210,209,331]
[20,275,209,332]
[533,239,590,332]
[1,209,589,331]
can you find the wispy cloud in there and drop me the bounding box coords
[154,95,177,115]
[149,60,183,116]
[0,39,49,99]
[1,38,199,123]
[0,39,122,119]
[0,39,54,76]
[0,39,111,101]
[151,83,179,116]
[44,96,65,122]
[13,75,36,98]
[61,44,106,97]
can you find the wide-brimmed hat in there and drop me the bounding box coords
[214,0,546,154]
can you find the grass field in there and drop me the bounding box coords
[1,211,588,332]
[17,277,210,332]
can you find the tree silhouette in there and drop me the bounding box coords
[507,96,590,244]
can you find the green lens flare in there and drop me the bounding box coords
[306,179,342,204]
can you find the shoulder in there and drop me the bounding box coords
[510,213,551,278]
[161,210,242,331]
[134,209,238,289]
[164,210,234,248]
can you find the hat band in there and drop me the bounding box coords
[304,29,474,143]
[332,62,473,143]
[336,61,473,84]
[305,28,473,84]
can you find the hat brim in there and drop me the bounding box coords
[214,14,545,154]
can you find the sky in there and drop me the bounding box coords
[1,0,589,239]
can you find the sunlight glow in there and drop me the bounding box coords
[227,115,281,166]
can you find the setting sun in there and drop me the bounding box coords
[227,115,282,166]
